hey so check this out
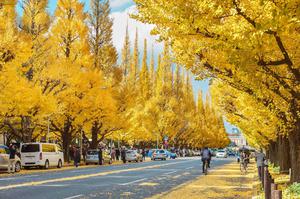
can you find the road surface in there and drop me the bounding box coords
[0,157,234,199]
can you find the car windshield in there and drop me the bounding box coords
[218,150,225,153]
[21,144,40,152]
[87,151,98,155]
[126,150,134,154]
[157,150,165,153]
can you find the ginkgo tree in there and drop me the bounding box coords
[133,0,300,182]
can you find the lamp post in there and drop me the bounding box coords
[46,117,50,142]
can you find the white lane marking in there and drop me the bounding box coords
[70,170,86,173]
[165,171,177,175]
[24,175,40,178]
[64,194,84,199]
[37,184,68,187]
[0,178,16,181]
[185,166,194,170]
[119,178,147,186]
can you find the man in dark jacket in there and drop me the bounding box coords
[8,144,16,173]
[121,147,126,163]
[116,148,120,161]
[73,147,81,167]
[98,147,103,165]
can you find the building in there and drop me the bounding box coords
[228,128,247,147]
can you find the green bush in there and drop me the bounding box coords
[283,183,300,199]
[268,163,280,174]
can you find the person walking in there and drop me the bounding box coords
[82,146,87,163]
[98,146,103,165]
[142,148,146,161]
[8,144,16,174]
[73,147,80,167]
[116,148,120,161]
[121,146,126,163]
[255,149,265,180]
[111,148,116,161]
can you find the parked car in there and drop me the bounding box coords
[151,149,167,161]
[86,149,112,165]
[165,150,177,159]
[126,150,143,162]
[0,145,21,172]
[216,150,227,158]
[20,143,64,169]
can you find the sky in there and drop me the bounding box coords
[16,0,235,133]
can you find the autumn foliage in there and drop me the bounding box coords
[0,0,229,162]
[133,0,300,182]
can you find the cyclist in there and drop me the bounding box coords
[240,151,249,172]
[201,147,212,173]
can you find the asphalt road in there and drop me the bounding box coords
[0,157,234,199]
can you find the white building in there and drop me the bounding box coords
[228,128,247,147]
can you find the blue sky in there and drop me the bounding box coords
[16,0,235,133]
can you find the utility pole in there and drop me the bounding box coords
[156,134,158,149]
[80,128,83,156]
[47,117,50,142]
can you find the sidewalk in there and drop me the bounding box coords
[149,161,257,199]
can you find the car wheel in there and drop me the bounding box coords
[44,160,49,169]
[15,161,21,172]
[57,159,62,168]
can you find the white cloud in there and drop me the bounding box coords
[110,0,133,9]
[111,5,163,62]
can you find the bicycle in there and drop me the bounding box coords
[203,159,209,175]
[240,158,248,174]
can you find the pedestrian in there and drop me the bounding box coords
[82,146,87,163]
[255,149,265,180]
[111,148,116,161]
[8,144,16,174]
[69,145,74,163]
[142,148,146,161]
[121,146,126,163]
[116,148,120,161]
[98,146,103,165]
[73,147,80,167]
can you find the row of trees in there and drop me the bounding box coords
[133,0,300,182]
[0,0,229,161]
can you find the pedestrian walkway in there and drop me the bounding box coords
[148,160,256,199]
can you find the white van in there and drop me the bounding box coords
[20,143,64,169]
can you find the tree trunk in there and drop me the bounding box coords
[288,122,300,183]
[268,141,278,166]
[91,122,99,149]
[278,135,291,174]
[62,120,72,162]
[21,116,33,143]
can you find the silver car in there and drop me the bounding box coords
[125,150,143,162]
[86,149,112,165]
[0,145,21,172]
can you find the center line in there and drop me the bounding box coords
[119,178,147,186]
[64,194,83,199]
